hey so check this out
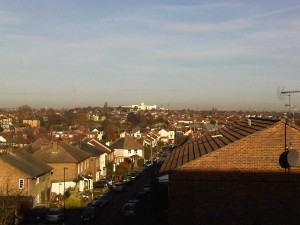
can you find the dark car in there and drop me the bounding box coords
[113,182,126,192]
[123,202,136,217]
[136,191,147,201]
[123,175,133,184]
[90,199,104,208]
[46,208,64,223]
[94,179,108,188]
[81,191,92,201]
[29,205,48,222]
[80,207,96,222]
[145,160,152,167]
[97,195,109,206]
[129,171,140,180]
[143,183,151,193]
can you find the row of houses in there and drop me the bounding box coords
[0,135,145,205]
[159,117,300,225]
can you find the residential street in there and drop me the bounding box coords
[23,164,168,225]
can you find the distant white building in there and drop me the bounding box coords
[123,102,157,110]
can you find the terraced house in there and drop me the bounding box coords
[160,117,300,225]
[0,150,53,204]
[32,141,93,196]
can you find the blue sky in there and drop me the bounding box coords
[1,0,300,110]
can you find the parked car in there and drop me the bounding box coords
[145,160,152,167]
[90,199,104,208]
[123,202,136,217]
[29,205,48,222]
[94,179,108,188]
[81,191,92,200]
[80,207,96,222]
[123,175,133,184]
[143,183,151,193]
[96,195,109,206]
[135,191,147,201]
[46,208,64,223]
[129,171,140,180]
[113,182,125,192]
[128,199,140,206]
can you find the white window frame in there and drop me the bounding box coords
[19,179,24,189]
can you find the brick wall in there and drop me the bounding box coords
[169,121,300,225]
[0,159,51,203]
[49,163,77,182]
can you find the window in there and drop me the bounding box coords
[128,149,131,154]
[134,149,138,154]
[19,179,24,189]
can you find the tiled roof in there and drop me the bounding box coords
[0,150,53,177]
[110,136,144,150]
[33,141,92,163]
[159,118,281,175]
[75,141,111,156]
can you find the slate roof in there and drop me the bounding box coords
[159,118,281,175]
[88,139,112,152]
[75,141,111,156]
[33,141,92,163]
[0,150,53,177]
[110,136,144,150]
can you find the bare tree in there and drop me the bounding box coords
[0,175,31,225]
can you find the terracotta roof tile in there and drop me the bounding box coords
[159,118,281,175]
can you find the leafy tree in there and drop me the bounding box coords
[103,102,108,115]
[144,145,151,160]
[210,119,217,125]
[115,162,130,176]
[103,124,117,141]
[65,190,84,208]
[17,105,33,122]
[126,112,140,125]
[105,161,115,177]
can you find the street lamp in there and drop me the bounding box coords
[63,167,68,210]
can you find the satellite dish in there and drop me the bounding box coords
[279,149,299,168]
[287,149,298,166]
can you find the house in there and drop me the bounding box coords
[0,132,30,148]
[110,136,144,165]
[0,114,12,132]
[74,140,112,181]
[32,141,93,196]
[0,150,53,205]
[91,128,104,140]
[131,127,141,138]
[160,118,300,225]
[23,115,41,128]
[120,131,130,138]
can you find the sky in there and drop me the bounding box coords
[1,0,300,111]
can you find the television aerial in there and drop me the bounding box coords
[277,87,300,171]
[277,87,300,114]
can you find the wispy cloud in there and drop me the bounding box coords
[0,11,21,26]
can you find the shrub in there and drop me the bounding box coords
[65,191,84,208]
